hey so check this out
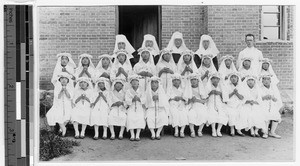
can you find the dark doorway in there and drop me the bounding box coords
[118,6,161,50]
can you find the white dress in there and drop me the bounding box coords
[156,60,177,94]
[206,84,228,125]
[133,61,157,92]
[187,87,208,126]
[71,88,93,125]
[168,86,188,127]
[110,63,132,90]
[240,86,266,130]
[108,89,127,126]
[144,90,169,129]
[90,90,110,126]
[51,65,75,85]
[198,66,217,87]
[75,66,95,80]
[46,83,74,125]
[224,82,245,127]
[125,87,146,130]
[260,85,282,123]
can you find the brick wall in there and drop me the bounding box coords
[206,5,294,90]
[161,6,207,51]
[39,6,116,90]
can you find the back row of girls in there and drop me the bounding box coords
[46,32,282,141]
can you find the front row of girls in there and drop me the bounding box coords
[47,70,282,141]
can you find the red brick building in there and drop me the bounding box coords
[39,5,294,90]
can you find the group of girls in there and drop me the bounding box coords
[46,32,283,141]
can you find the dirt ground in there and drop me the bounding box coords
[46,112,293,162]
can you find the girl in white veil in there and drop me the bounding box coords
[74,53,95,80]
[94,54,113,80]
[46,72,74,137]
[51,53,76,85]
[166,31,189,64]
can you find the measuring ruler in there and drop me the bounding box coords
[4,5,33,166]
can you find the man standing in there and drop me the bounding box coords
[237,34,264,75]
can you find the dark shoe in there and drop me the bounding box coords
[130,137,134,141]
[74,135,79,139]
[230,132,235,137]
[93,136,99,140]
[102,136,107,140]
[80,135,85,139]
[118,136,123,140]
[135,137,140,141]
[156,136,161,140]
[151,136,155,140]
[237,132,245,137]
[110,136,115,140]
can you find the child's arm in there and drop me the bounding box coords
[64,89,71,99]
[235,91,244,100]
[201,70,209,81]
[74,95,82,104]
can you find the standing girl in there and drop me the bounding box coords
[156,48,177,94]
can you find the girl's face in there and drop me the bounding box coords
[191,78,199,87]
[243,60,251,69]
[61,56,69,67]
[101,57,110,67]
[118,42,126,49]
[59,77,69,86]
[172,79,181,88]
[225,59,232,68]
[183,54,191,64]
[130,79,139,89]
[117,53,126,63]
[114,82,123,91]
[202,40,210,50]
[203,57,211,67]
[230,75,238,84]
[262,62,269,71]
[247,79,255,88]
[174,38,182,48]
[141,51,150,62]
[262,77,271,87]
[79,81,88,89]
[211,77,220,86]
[98,82,106,90]
[145,40,153,47]
[162,53,171,62]
[81,57,90,66]
[151,80,159,91]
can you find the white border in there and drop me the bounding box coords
[0,0,298,166]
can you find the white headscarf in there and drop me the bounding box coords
[177,50,198,74]
[258,74,282,107]
[157,48,176,70]
[112,49,133,68]
[75,77,93,90]
[166,31,189,54]
[137,47,155,65]
[128,74,142,83]
[77,53,95,69]
[111,77,126,90]
[195,35,219,58]
[55,53,76,69]
[183,73,207,100]
[144,76,169,111]
[95,54,113,71]
[113,34,135,58]
[219,55,237,79]
[198,54,217,72]
[55,72,74,90]
[94,77,111,92]
[139,34,160,56]
[259,58,279,85]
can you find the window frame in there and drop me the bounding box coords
[260,5,287,41]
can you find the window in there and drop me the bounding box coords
[261,6,286,40]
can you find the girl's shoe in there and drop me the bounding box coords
[190,132,196,138]
[180,132,185,138]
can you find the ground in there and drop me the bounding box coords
[45,111,293,162]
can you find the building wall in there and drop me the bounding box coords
[206,5,294,90]
[39,6,116,89]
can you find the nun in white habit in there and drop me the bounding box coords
[194,35,220,69]
[139,34,160,65]
[166,31,189,64]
